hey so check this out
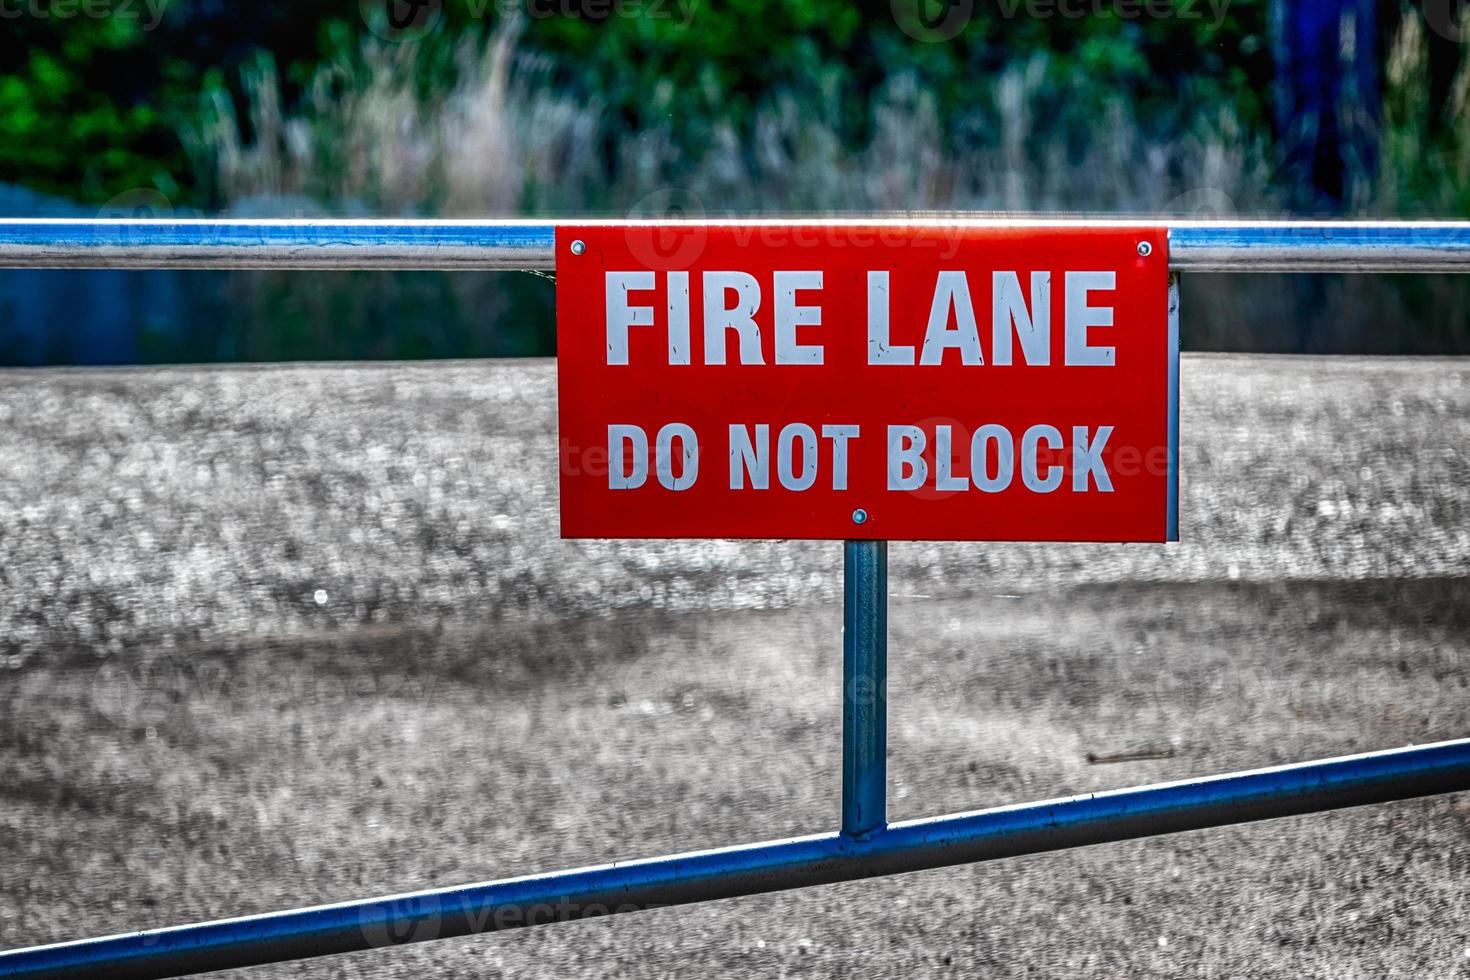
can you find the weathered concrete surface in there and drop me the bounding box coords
[1,355,1467,978]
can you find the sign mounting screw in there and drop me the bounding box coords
[1136,241,1152,257]
[852,508,869,525]
[570,239,586,256]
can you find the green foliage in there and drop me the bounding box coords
[0,0,1279,206]
[0,18,176,199]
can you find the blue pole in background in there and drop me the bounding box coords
[842,539,887,837]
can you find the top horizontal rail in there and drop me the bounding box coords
[0,219,1468,273]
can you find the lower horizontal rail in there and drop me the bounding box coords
[4,737,1468,980]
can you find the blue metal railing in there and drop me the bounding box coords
[2,218,1470,272]
[4,664,1467,978]
[1,219,1468,979]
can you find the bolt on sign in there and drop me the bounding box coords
[556,223,1177,541]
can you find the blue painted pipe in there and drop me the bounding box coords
[842,540,887,836]
[4,220,1470,272]
[3,738,1468,980]
[0,220,556,271]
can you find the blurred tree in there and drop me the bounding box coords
[0,2,359,200]
[0,0,1276,206]
[0,17,174,200]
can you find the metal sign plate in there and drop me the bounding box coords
[556,223,1175,541]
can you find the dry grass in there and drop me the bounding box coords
[186,24,601,215]
[184,25,1277,220]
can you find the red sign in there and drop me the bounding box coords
[556,223,1177,542]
